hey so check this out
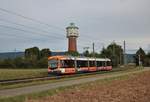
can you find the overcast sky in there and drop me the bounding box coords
[0,0,150,53]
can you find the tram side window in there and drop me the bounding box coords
[97,61,102,67]
[103,61,108,66]
[63,60,75,68]
[89,61,95,67]
[102,61,105,67]
[77,60,88,67]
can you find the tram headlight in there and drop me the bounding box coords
[60,68,65,73]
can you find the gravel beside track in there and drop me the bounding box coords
[0,67,149,98]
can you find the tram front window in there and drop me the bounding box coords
[48,60,58,69]
[107,61,111,66]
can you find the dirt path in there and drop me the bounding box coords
[0,68,149,98]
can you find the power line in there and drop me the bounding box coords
[0,8,101,40]
[0,12,96,41]
[0,33,66,46]
[0,32,51,42]
[0,24,64,39]
[92,42,95,57]
[0,18,96,41]
[0,18,65,37]
[1,7,148,52]
[0,7,64,31]
[0,8,129,45]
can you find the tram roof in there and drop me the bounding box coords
[48,56,111,61]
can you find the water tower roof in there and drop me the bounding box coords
[66,23,79,29]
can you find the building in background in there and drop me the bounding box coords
[66,23,79,52]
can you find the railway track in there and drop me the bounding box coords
[0,67,132,85]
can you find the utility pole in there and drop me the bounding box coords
[92,42,95,58]
[92,42,97,67]
[112,40,115,56]
[14,48,16,58]
[120,48,122,65]
[138,54,141,66]
[112,40,115,66]
[123,40,126,65]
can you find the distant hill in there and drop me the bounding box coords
[51,52,66,56]
[0,52,24,59]
[0,52,135,64]
[126,54,135,63]
[0,51,66,59]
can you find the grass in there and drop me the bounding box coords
[0,67,146,102]
[0,67,139,90]
[0,68,48,80]
[0,70,112,90]
[0,69,141,102]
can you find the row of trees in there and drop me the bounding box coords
[83,42,124,66]
[134,48,150,66]
[82,43,150,67]
[0,43,150,68]
[0,47,51,68]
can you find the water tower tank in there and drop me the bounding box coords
[66,23,79,52]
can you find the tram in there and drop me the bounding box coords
[48,56,112,74]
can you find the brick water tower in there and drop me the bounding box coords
[66,23,79,52]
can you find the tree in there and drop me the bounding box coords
[100,42,123,67]
[0,58,15,68]
[24,47,51,68]
[25,47,40,60]
[134,47,146,66]
[13,57,24,68]
[147,52,150,58]
[65,51,79,56]
[146,52,150,66]
[100,47,111,58]
[37,57,48,68]
[0,47,51,68]
[40,48,51,58]
[83,50,90,57]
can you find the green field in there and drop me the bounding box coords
[0,67,134,90]
[0,68,48,80]
[0,67,137,81]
